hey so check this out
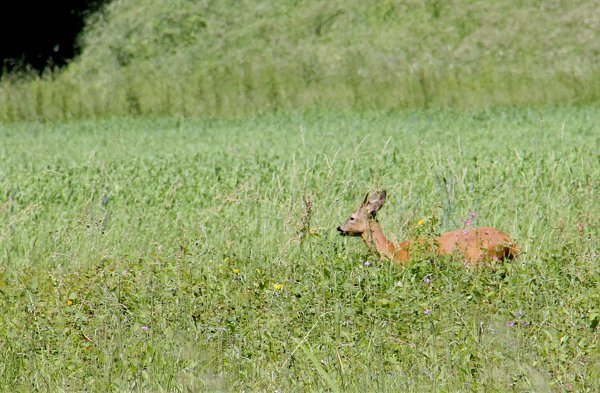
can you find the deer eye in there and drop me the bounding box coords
[350,217,355,221]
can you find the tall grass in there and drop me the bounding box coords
[1,0,600,120]
[0,108,598,391]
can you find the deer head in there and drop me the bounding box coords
[337,190,387,236]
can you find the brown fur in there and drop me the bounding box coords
[337,191,520,267]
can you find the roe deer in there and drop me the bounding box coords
[337,190,520,266]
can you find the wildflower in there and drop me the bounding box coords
[514,310,525,318]
[508,321,516,327]
[462,210,476,226]
[232,268,240,274]
[364,260,371,267]
[424,275,432,284]
[522,321,530,327]
[67,299,73,306]
[492,255,499,262]
[141,325,150,331]
[424,308,432,315]
[417,219,426,226]
[273,283,284,290]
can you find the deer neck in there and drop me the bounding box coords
[362,219,396,259]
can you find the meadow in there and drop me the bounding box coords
[1,0,599,120]
[0,108,598,391]
[1,1,599,391]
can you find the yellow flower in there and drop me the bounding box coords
[232,268,240,274]
[67,299,74,306]
[418,219,426,226]
[273,283,284,290]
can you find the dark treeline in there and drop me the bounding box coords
[0,0,109,75]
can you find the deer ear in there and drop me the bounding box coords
[362,192,370,205]
[366,190,387,215]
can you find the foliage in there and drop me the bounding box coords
[1,0,600,120]
[0,108,598,391]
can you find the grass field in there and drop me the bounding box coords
[0,108,598,391]
[1,0,600,120]
[1,1,598,391]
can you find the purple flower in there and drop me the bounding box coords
[508,321,516,327]
[522,321,530,327]
[141,325,150,331]
[425,308,432,315]
[364,260,371,267]
[462,210,476,226]
[424,275,432,284]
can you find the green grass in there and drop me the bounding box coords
[1,0,600,120]
[0,108,598,391]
